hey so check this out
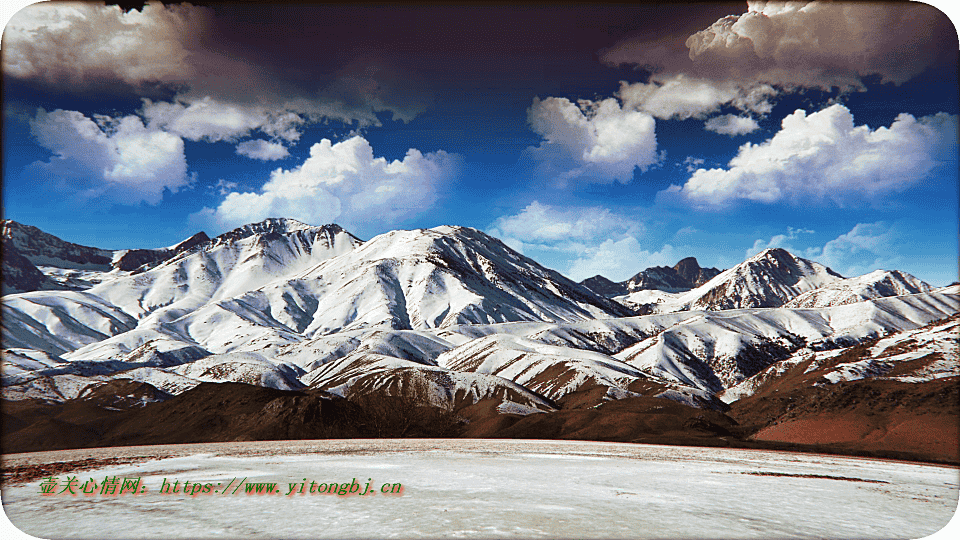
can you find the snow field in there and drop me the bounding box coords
[2,440,957,539]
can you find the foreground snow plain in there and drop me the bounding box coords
[3,440,958,539]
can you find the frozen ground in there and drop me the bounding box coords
[2,439,958,539]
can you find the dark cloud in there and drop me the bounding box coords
[602,1,958,91]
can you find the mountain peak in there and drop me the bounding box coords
[673,257,702,282]
[687,248,844,310]
[748,247,792,261]
[215,219,346,244]
[1,219,113,271]
[746,248,843,278]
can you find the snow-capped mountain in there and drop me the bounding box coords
[614,291,957,394]
[3,218,957,452]
[783,269,931,308]
[677,248,845,311]
[240,225,636,337]
[720,313,960,404]
[580,257,722,297]
[1,219,213,293]
[90,219,361,319]
[626,257,722,292]
[579,275,627,297]
[112,231,210,272]
[2,220,113,270]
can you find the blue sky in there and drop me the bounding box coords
[2,1,958,285]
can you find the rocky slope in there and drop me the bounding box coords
[580,256,721,297]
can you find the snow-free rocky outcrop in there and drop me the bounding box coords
[581,257,721,297]
[2,219,213,293]
[2,220,957,427]
[2,220,114,271]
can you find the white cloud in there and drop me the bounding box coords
[599,2,955,138]
[527,96,659,184]
[211,179,238,196]
[617,75,775,120]
[603,1,954,93]
[746,227,816,259]
[813,222,901,276]
[3,3,427,141]
[681,157,706,173]
[684,1,953,90]
[487,201,677,281]
[489,201,642,252]
[197,136,458,231]
[567,237,682,282]
[747,222,902,278]
[236,140,290,161]
[704,114,760,136]
[672,104,958,206]
[2,2,205,90]
[141,97,305,143]
[28,109,189,205]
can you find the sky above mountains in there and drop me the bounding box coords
[2,1,958,285]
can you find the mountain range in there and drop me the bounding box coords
[2,218,957,462]
[581,256,721,297]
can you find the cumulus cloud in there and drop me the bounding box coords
[704,114,760,136]
[2,2,205,92]
[604,1,954,92]
[489,201,642,252]
[3,3,429,141]
[599,2,956,127]
[488,201,680,281]
[683,1,952,90]
[527,96,659,183]
[617,75,775,120]
[235,140,290,161]
[140,98,305,143]
[27,108,189,205]
[670,104,958,206]
[197,136,458,231]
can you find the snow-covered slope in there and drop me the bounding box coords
[170,352,304,391]
[236,225,635,337]
[1,291,138,355]
[672,248,844,311]
[301,348,557,413]
[90,219,361,319]
[3,220,956,419]
[784,270,931,308]
[613,290,681,311]
[614,291,958,394]
[720,313,959,403]
[435,333,645,400]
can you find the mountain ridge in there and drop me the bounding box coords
[581,256,723,297]
[2,218,955,462]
